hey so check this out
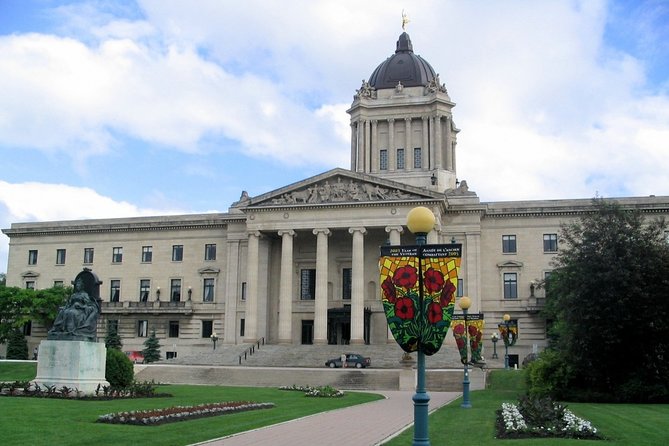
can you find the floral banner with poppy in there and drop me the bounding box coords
[379,244,462,356]
[451,314,485,364]
[498,321,518,346]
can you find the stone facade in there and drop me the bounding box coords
[3,31,669,364]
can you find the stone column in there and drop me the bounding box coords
[370,120,378,173]
[223,239,240,344]
[349,227,366,344]
[350,122,357,171]
[422,116,429,170]
[435,114,443,169]
[363,120,371,172]
[445,116,453,171]
[245,231,261,340]
[357,120,365,173]
[405,117,412,170]
[388,118,395,171]
[278,229,296,344]
[313,228,331,345]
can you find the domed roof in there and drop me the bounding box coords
[368,32,437,89]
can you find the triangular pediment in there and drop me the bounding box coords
[496,260,524,269]
[237,168,443,208]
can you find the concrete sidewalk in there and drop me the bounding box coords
[193,390,460,446]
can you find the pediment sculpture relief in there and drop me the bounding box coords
[265,178,419,205]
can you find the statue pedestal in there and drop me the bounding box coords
[34,340,109,395]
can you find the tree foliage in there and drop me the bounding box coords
[533,199,669,402]
[0,273,6,286]
[6,329,29,359]
[142,329,161,363]
[104,324,123,350]
[105,348,134,387]
[0,286,70,344]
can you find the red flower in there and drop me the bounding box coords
[424,268,445,293]
[427,302,442,324]
[393,266,418,289]
[453,323,465,335]
[381,276,396,303]
[440,280,456,307]
[468,325,478,337]
[471,341,479,350]
[395,297,415,320]
[455,338,465,349]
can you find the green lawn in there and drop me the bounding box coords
[0,362,382,446]
[386,370,669,446]
[2,362,668,446]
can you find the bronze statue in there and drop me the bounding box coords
[47,269,102,342]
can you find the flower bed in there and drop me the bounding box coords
[496,396,601,440]
[97,401,275,425]
[279,385,344,398]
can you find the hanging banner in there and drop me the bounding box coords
[451,313,485,364]
[379,244,461,356]
[498,320,518,346]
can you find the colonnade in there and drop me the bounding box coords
[351,114,455,174]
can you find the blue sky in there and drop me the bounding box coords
[1,0,668,273]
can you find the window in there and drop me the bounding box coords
[414,148,422,168]
[166,351,177,359]
[204,244,216,261]
[53,280,63,287]
[83,247,94,264]
[138,320,148,337]
[172,244,183,261]
[380,149,388,170]
[139,279,150,302]
[168,321,179,338]
[112,247,123,263]
[300,269,316,300]
[504,273,518,299]
[543,234,558,252]
[110,280,121,302]
[170,279,181,302]
[396,148,405,169]
[240,318,245,337]
[23,320,32,336]
[25,281,35,289]
[502,235,517,253]
[241,282,247,301]
[202,320,213,338]
[141,246,153,263]
[28,250,38,265]
[342,268,352,300]
[56,249,66,265]
[203,278,215,302]
[457,278,464,297]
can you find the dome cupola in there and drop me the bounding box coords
[367,32,438,89]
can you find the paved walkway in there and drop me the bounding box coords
[192,390,460,446]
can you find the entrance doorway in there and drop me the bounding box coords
[327,307,371,345]
[301,320,314,344]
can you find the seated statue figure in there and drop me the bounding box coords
[48,276,101,342]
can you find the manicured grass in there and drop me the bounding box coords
[386,370,669,445]
[0,362,382,446]
[0,361,37,381]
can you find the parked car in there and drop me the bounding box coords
[325,353,371,368]
[125,351,145,364]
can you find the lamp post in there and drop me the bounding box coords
[458,296,472,408]
[210,332,219,350]
[503,314,511,369]
[491,332,499,359]
[406,206,436,446]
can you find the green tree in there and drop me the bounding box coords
[6,329,29,360]
[0,286,70,343]
[535,199,669,402]
[142,329,161,363]
[0,273,6,287]
[104,324,123,350]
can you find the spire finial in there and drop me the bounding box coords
[401,10,410,31]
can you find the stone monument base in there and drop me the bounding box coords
[34,340,109,395]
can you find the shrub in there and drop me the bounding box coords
[106,348,134,387]
[6,330,29,360]
[525,349,573,399]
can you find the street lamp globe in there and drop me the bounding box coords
[406,206,435,235]
[503,313,511,322]
[458,296,471,311]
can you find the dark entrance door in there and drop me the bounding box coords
[301,320,314,344]
[327,307,371,345]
